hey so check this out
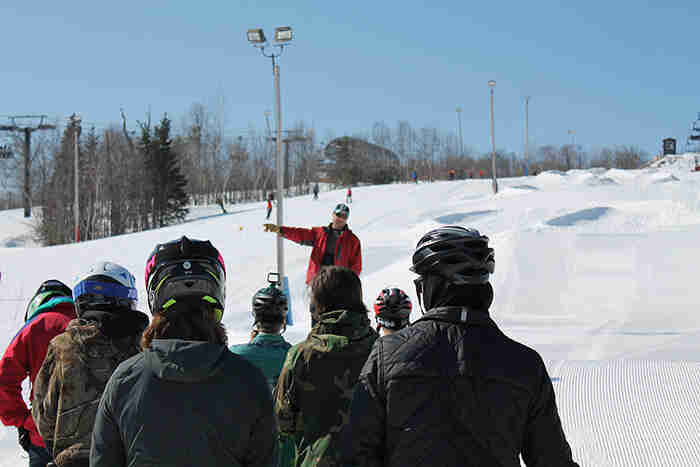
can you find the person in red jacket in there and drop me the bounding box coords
[0,280,77,467]
[266,197,273,220]
[263,203,361,285]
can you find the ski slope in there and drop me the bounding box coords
[2,154,700,465]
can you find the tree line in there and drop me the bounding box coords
[0,104,650,246]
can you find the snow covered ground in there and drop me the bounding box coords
[2,154,700,465]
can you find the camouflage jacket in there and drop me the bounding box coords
[32,317,142,466]
[274,308,377,466]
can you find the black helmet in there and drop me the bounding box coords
[373,288,412,330]
[410,226,494,284]
[24,279,73,322]
[145,236,226,321]
[252,285,288,325]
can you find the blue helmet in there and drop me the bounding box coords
[73,261,138,316]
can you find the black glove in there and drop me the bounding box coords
[17,426,31,452]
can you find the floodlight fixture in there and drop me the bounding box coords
[274,26,293,43]
[247,29,266,44]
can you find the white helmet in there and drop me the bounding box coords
[73,261,138,314]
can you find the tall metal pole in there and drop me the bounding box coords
[456,106,463,157]
[72,114,81,242]
[23,129,31,218]
[524,96,530,176]
[273,58,285,280]
[489,81,498,194]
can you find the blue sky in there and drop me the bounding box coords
[0,1,698,157]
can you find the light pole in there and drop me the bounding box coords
[456,106,463,157]
[248,26,293,286]
[70,114,82,242]
[488,80,498,194]
[568,129,575,169]
[524,96,530,176]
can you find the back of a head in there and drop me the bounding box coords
[252,284,288,333]
[73,261,149,338]
[410,226,495,311]
[143,236,227,348]
[374,287,412,331]
[310,266,364,316]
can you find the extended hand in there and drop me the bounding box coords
[263,224,281,233]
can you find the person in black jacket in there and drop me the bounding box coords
[90,236,278,467]
[341,226,579,467]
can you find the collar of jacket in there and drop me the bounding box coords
[313,308,372,339]
[414,306,495,327]
[79,309,149,339]
[324,223,349,233]
[251,333,288,346]
[147,339,227,382]
[29,296,76,321]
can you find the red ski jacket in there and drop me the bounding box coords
[281,224,362,284]
[0,299,76,447]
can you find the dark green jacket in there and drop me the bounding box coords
[90,339,278,467]
[274,309,377,466]
[230,333,292,391]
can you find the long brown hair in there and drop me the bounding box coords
[141,305,228,350]
[310,266,365,319]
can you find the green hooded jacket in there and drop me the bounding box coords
[274,309,377,466]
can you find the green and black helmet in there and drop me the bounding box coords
[145,236,226,322]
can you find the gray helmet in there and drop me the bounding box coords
[410,226,494,284]
[252,285,288,324]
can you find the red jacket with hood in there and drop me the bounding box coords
[281,224,362,284]
[0,299,76,447]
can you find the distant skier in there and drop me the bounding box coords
[411,170,418,184]
[266,196,273,220]
[346,186,353,204]
[313,183,319,200]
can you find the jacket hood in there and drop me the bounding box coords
[146,339,227,382]
[312,308,373,341]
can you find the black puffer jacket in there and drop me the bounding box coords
[341,307,579,467]
[90,339,278,467]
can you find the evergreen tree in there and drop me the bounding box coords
[156,115,189,225]
[141,114,189,228]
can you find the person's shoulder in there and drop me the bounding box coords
[229,342,251,355]
[281,341,307,367]
[107,351,146,389]
[500,331,546,365]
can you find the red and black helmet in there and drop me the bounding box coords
[373,287,412,330]
[145,236,226,321]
